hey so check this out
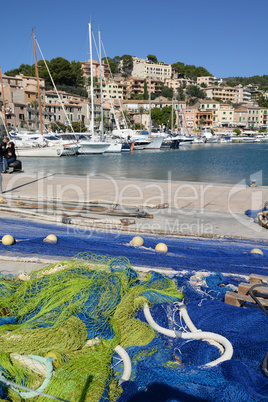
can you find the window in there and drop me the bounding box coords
[58,115,61,120]
[28,94,30,98]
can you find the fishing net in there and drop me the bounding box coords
[0,252,184,401]
[0,251,267,401]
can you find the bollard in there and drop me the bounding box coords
[0,171,2,195]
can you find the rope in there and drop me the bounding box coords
[0,356,69,401]
[35,39,74,134]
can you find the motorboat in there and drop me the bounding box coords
[76,134,110,154]
[132,135,163,150]
[241,136,260,143]
[192,137,204,144]
[178,135,194,145]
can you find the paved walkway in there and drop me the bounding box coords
[1,172,268,274]
[1,173,268,239]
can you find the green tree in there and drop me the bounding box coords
[199,117,205,130]
[171,62,211,78]
[177,87,185,101]
[71,122,86,132]
[151,107,164,126]
[160,83,173,99]
[121,55,133,74]
[70,61,84,87]
[233,128,241,135]
[104,56,120,74]
[5,63,34,77]
[171,62,185,76]
[50,121,67,132]
[143,80,148,100]
[147,54,158,63]
[186,85,206,104]
[139,106,144,125]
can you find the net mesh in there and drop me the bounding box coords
[0,252,267,401]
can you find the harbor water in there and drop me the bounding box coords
[18,142,268,186]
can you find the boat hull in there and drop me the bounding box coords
[16,146,75,157]
[105,143,122,153]
[78,142,110,154]
[133,136,163,150]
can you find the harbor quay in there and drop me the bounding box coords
[1,172,268,240]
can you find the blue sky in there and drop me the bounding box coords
[1,0,267,78]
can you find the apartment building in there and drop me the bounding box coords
[94,80,128,100]
[164,77,196,93]
[132,57,172,80]
[205,85,242,103]
[197,76,215,86]
[247,106,268,129]
[123,97,179,131]
[44,90,89,127]
[127,76,162,97]
[81,59,110,80]
[176,102,197,134]
[0,74,45,129]
[233,107,248,127]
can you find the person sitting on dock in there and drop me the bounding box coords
[0,136,8,172]
[2,141,16,173]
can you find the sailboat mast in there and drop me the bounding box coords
[89,23,94,140]
[32,29,44,136]
[149,64,152,135]
[0,67,8,132]
[171,97,174,133]
[98,30,104,141]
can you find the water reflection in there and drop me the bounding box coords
[19,143,268,186]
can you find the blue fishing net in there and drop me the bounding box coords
[1,217,268,276]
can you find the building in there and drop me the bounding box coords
[233,107,248,128]
[127,77,162,97]
[197,76,215,86]
[164,77,196,94]
[205,85,242,103]
[246,106,268,129]
[123,97,179,131]
[81,59,110,80]
[94,80,128,100]
[132,57,172,80]
[176,102,197,134]
[0,74,45,130]
[44,90,89,128]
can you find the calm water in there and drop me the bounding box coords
[19,143,268,186]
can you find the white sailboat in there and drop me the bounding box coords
[132,67,164,150]
[77,23,110,155]
[15,30,77,157]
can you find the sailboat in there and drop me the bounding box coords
[77,23,110,154]
[16,30,77,157]
[131,66,164,150]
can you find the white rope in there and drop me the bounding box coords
[35,39,74,134]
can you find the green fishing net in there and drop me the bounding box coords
[0,252,183,401]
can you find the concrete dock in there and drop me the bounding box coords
[0,172,268,239]
[1,172,268,274]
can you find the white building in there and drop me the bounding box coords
[132,57,172,80]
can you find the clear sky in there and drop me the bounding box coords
[1,0,267,79]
